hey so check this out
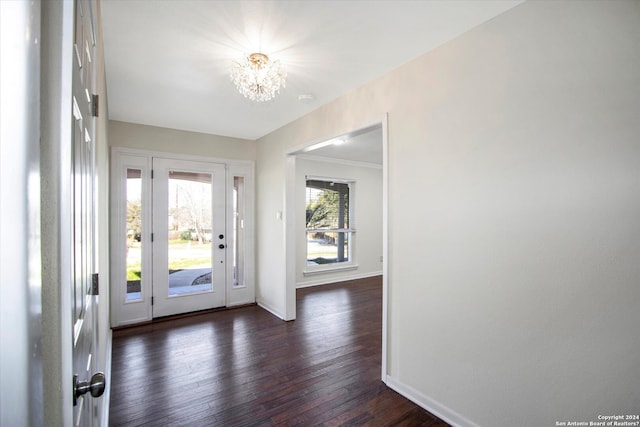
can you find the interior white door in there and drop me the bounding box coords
[152,158,227,317]
[71,0,103,425]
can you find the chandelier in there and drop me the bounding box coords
[230,52,286,102]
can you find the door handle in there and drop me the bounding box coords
[73,372,106,406]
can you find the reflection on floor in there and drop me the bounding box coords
[110,276,450,426]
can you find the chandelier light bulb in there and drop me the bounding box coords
[230,52,287,102]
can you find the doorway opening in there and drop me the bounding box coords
[284,115,389,381]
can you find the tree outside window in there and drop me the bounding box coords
[306,178,353,266]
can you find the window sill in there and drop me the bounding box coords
[303,264,358,276]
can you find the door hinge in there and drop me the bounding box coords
[151,296,154,306]
[151,233,154,242]
[151,169,154,179]
[90,273,99,295]
[91,94,99,117]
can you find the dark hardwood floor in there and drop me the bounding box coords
[109,276,449,426]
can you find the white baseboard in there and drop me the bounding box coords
[296,270,382,289]
[101,329,112,427]
[256,299,285,320]
[384,375,479,427]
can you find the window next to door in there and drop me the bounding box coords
[305,177,356,275]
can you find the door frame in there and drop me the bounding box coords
[283,114,389,381]
[1,1,44,424]
[40,0,89,425]
[110,147,255,327]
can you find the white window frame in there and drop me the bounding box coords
[304,176,356,275]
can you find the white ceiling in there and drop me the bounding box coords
[101,0,523,141]
[298,124,384,165]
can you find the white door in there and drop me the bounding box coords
[71,0,103,425]
[151,158,227,317]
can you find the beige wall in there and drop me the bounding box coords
[109,120,256,161]
[256,1,640,425]
[255,133,289,317]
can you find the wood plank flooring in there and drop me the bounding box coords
[109,276,449,426]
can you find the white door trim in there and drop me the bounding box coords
[1,1,45,424]
[38,0,76,425]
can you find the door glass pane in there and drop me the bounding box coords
[233,176,245,288]
[126,168,142,301]
[168,171,213,296]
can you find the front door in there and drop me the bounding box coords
[151,158,227,317]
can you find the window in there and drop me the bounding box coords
[232,176,245,288]
[126,168,143,301]
[305,177,355,270]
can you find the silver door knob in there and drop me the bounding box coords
[73,372,106,406]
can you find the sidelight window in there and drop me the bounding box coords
[126,168,143,301]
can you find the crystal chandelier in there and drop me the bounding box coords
[230,52,286,102]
